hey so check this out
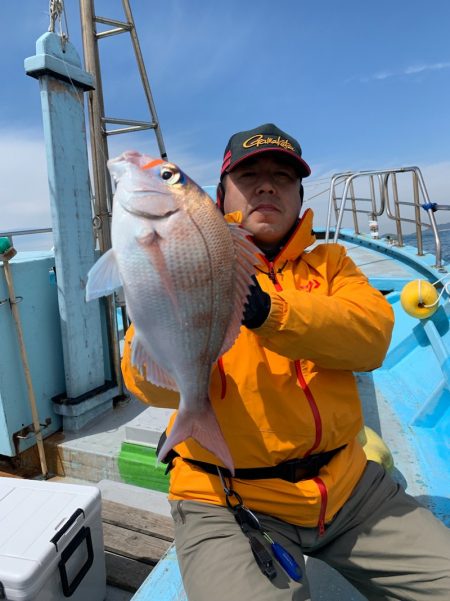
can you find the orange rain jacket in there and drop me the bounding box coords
[121,208,394,531]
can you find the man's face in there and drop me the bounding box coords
[222,154,302,250]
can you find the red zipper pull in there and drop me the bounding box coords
[267,261,283,291]
[268,262,276,283]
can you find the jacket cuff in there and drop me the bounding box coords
[250,293,287,336]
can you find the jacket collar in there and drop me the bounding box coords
[223,208,316,267]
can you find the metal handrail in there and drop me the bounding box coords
[0,225,129,337]
[324,166,447,269]
[0,227,53,248]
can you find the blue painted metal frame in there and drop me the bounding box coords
[341,229,450,524]
[0,253,63,455]
[132,545,186,601]
[24,33,107,400]
[372,295,450,523]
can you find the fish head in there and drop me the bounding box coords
[108,151,208,219]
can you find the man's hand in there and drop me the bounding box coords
[242,275,271,329]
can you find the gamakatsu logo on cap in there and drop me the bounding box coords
[243,135,295,152]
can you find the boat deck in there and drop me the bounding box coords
[314,235,426,288]
[1,232,448,600]
[101,498,174,592]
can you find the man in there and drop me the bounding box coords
[122,124,450,600]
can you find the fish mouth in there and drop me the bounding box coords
[122,204,180,220]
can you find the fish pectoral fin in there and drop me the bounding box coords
[157,403,235,475]
[218,223,259,356]
[131,337,178,391]
[85,249,122,300]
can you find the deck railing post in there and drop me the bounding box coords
[24,32,118,429]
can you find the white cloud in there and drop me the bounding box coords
[404,62,450,75]
[0,131,50,230]
[359,61,450,82]
[106,128,221,186]
[373,71,394,80]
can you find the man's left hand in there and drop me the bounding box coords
[242,275,271,329]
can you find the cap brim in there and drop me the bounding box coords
[226,147,311,178]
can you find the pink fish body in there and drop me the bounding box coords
[86,151,258,473]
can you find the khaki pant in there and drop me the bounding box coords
[170,462,450,601]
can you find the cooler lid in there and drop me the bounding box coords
[0,478,100,598]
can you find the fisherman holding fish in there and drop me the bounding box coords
[88,123,450,600]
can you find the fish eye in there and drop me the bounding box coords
[161,166,183,185]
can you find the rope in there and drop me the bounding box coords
[304,186,331,202]
[47,3,101,243]
[421,273,450,308]
[418,279,423,305]
[48,0,69,48]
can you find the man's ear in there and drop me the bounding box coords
[216,181,225,213]
[300,182,304,206]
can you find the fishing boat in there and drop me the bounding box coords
[0,2,448,600]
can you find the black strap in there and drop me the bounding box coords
[157,432,345,483]
[249,536,277,580]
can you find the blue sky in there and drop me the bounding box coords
[2,0,450,247]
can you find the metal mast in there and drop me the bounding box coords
[80,0,167,251]
[79,0,167,397]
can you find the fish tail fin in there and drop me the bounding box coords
[157,402,234,475]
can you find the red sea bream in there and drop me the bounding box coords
[86,151,258,473]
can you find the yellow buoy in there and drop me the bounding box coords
[400,279,439,319]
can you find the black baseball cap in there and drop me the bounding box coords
[220,123,311,179]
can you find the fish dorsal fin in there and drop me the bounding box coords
[85,249,122,301]
[218,223,258,357]
[131,336,178,391]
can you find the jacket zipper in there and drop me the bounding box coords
[267,260,283,291]
[313,477,328,535]
[263,256,326,531]
[262,257,323,455]
[294,361,322,456]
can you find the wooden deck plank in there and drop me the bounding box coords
[0,471,21,478]
[102,499,174,541]
[101,497,174,592]
[103,522,172,565]
[105,551,152,592]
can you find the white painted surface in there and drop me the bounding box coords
[98,479,171,517]
[124,406,174,448]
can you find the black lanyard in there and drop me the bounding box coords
[216,467,302,582]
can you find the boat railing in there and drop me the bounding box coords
[0,227,53,248]
[0,226,119,266]
[324,166,449,269]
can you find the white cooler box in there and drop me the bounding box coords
[0,478,106,601]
